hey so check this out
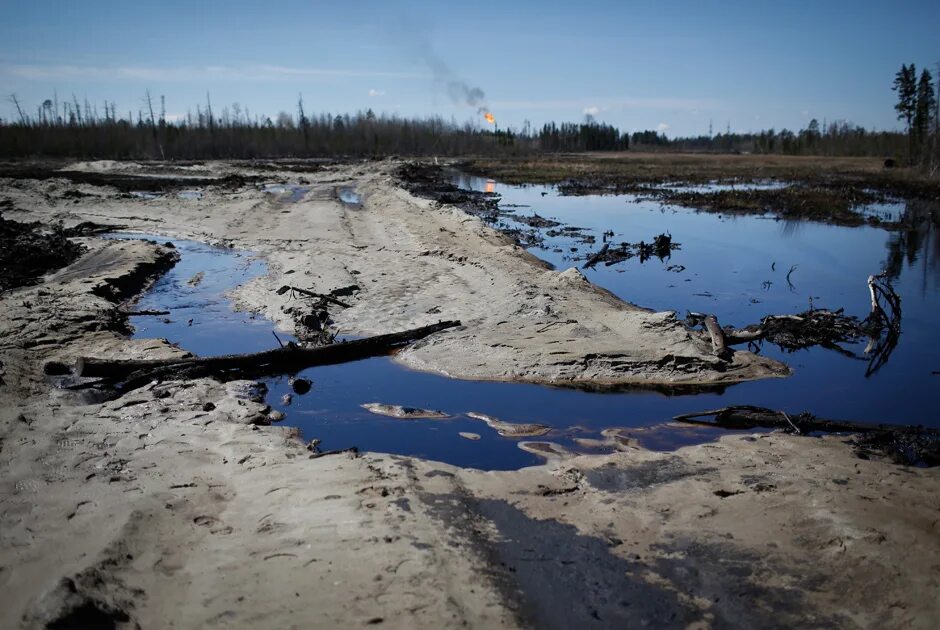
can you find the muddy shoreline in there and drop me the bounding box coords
[461,154,940,228]
[2,158,939,628]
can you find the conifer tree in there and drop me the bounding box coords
[892,63,918,159]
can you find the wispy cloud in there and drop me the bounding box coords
[492,96,723,112]
[0,62,428,82]
[368,88,386,97]
[583,105,600,116]
[656,122,670,132]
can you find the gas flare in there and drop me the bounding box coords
[483,112,495,124]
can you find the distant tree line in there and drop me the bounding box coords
[537,118,629,151]
[0,87,925,162]
[1,93,536,159]
[665,120,907,157]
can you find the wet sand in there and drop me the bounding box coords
[1,160,937,628]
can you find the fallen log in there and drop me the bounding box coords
[672,405,933,434]
[674,405,940,466]
[76,320,461,381]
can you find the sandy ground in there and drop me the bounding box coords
[1,160,938,628]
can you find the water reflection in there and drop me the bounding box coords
[453,173,940,435]
[883,199,940,290]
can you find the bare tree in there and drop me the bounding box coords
[9,94,27,125]
[298,93,309,152]
[145,90,165,159]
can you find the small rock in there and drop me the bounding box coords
[281,393,293,406]
[202,402,216,412]
[187,271,205,287]
[459,432,481,441]
[289,377,312,395]
[268,410,286,422]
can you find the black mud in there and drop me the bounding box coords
[420,489,832,628]
[0,213,85,292]
[397,162,500,220]
[0,162,259,193]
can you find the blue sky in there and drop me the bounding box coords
[1,0,937,136]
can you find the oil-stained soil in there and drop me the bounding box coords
[1,158,938,629]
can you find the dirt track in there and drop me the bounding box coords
[1,160,937,628]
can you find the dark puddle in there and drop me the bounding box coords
[451,174,940,433]
[420,488,832,627]
[263,183,309,203]
[116,234,754,470]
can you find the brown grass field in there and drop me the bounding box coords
[464,151,931,186]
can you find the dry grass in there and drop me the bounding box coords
[463,152,928,186]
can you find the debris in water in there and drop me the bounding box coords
[582,233,679,268]
[187,271,205,287]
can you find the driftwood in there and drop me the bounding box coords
[674,405,940,466]
[686,273,901,375]
[76,321,461,392]
[687,313,730,359]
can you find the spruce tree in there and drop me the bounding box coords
[892,63,918,159]
[914,69,936,142]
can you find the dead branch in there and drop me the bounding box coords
[582,243,609,269]
[686,273,902,375]
[276,285,351,308]
[76,320,461,385]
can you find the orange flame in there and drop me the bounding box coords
[483,112,495,124]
